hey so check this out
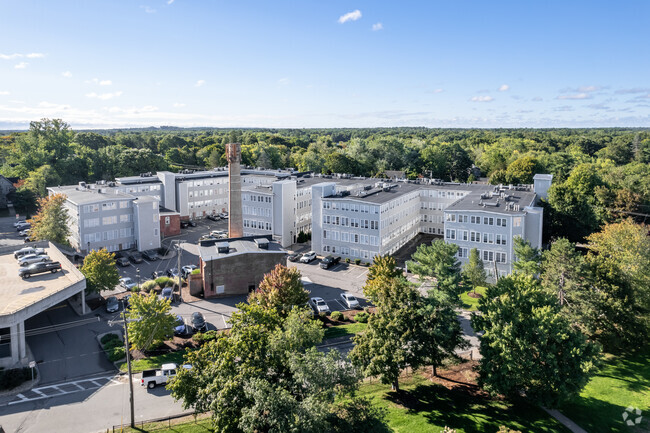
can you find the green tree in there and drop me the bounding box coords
[29,193,71,246]
[463,247,486,296]
[363,255,403,303]
[126,292,176,351]
[80,248,120,294]
[512,236,541,276]
[473,274,601,407]
[248,264,310,314]
[505,156,540,184]
[407,240,462,300]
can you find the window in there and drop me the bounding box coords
[457,247,468,258]
[102,216,117,225]
[496,234,507,245]
[119,201,129,209]
[84,218,100,228]
[445,229,456,240]
[102,202,117,211]
[471,216,481,224]
[513,217,522,227]
[496,218,507,227]
[483,217,494,225]
[496,252,507,264]
[482,250,494,262]
[482,233,494,244]
[445,214,456,222]
[461,230,468,241]
[470,231,480,242]
[459,215,468,223]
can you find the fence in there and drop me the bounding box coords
[109,411,208,433]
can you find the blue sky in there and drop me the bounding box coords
[1,0,649,129]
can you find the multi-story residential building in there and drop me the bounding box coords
[49,182,161,253]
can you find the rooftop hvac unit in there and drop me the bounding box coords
[216,242,229,254]
[78,181,87,189]
[254,238,269,249]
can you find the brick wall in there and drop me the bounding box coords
[160,214,180,237]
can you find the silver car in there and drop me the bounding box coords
[340,293,360,309]
[18,254,50,267]
[309,297,330,314]
[119,277,137,290]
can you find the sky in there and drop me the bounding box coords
[1,0,650,129]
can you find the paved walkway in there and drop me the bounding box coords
[542,407,589,433]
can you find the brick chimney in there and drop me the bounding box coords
[226,143,243,238]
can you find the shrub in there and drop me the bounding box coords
[131,286,140,293]
[155,276,177,289]
[345,258,350,263]
[103,339,123,351]
[354,258,361,265]
[0,367,34,390]
[319,312,328,318]
[107,347,126,362]
[354,311,369,323]
[100,333,120,345]
[330,311,343,321]
[141,280,157,293]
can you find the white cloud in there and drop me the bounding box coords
[557,93,591,100]
[277,77,290,86]
[85,78,112,85]
[195,79,206,87]
[615,87,650,94]
[141,5,156,13]
[577,85,601,93]
[432,88,443,94]
[62,71,72,78]
[498,84,509,92]
[167,0,175,4]
[99,80,112,86]
[85,91,123,100]
[0,91,9,96]
[173,102,186,108]
[14,62,28,69]
[338,9,362,24]
[0,52,44,60]
[372,22,383,31]
[470,96,494,102]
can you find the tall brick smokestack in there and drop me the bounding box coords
[226,142,243,238]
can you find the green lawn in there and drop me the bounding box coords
[559,347,650,433]
[460,286,487,311]
[323,322,368,340]
[119,349,189,373]
[357,373,570,433]
[116,414,213,432]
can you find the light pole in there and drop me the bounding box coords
[108,300,135,428]
[136,268,140,291]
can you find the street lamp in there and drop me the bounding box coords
[109,299,135,428]
[136,268,140,291]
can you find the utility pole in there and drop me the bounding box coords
[122,304,135,428]
[176,240,183,302]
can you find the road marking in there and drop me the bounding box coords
[142,259,151,265]
[301,277,313,285]
[335,299,348,310]
[356,269,369,279]
[221,314,228,329]
[7,375,120,406]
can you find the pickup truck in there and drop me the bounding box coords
[140,363,191,389]
[19,261,62,278]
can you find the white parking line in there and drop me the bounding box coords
[334,299,348,310]
[7,375,120,406]
[221,314,228,329]
[356,269,369,279]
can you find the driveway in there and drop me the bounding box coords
[0,216,29,248]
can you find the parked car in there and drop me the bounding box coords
[160,287,173,302]
[206,214,221,221]
[320,255,341,269]
[14,246,45,259]
[180,220,190,229]
[287,253,302,262]
[219,212,228,219]
[182,265,198,278]
[174,315,192,337]
[16,222,31,231]
[141,363,191,389]
[188,220,197,227]
[18,229,31,237]
[119,277,136,290]
[19,261,62,278]
[122,294,131,309]
[191,312,207,332]
[18,254,51,267]
[309,297,330,314]
[340,293,360,309]
[142,250,159,261]
[129,252,143,264]
[23,237,34,243]
[105,296,120,313]
[300,251,317,263]
[210,230,227,237]
[13,220,27,228]
[116,256,130,267]
[166,268,180,278]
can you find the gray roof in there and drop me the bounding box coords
[198,238,286,261]
[49,186,133,205]
[533,174,554,181]
[445,187,537,214]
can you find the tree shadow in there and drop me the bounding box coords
[560,395,648,433]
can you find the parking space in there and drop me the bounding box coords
[0,216,31,248]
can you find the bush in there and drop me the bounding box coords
[141,280,157,293]
[100,333,120,345]
[345,258,350,263]
[354,258,361,265]
[103,339,123,351]
[155,276,176,288]
[0,367,34,390]
[331,311,343,321]
[354,311,369,323]
[297,231,308,243]
[131,286,140,293]
[194,331,218,345]
[319,312,328,318]
[107,347,126,362]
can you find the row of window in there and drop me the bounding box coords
[420,190,468,199]
[83,201,130,213]
[189,199,227,209]
[243,220,272,231]
[457,247,507,264]
[84,227,134,243]
[323,201,378,214]
[323,215,379,230]
[188,188,227,198]
[322,245,372,259]
[322,230,379,246]
[446,229,508,245]
[243,194,272,203]
[243,206,271,217]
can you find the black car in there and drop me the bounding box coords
[287,253,302,262]
[142,250,159,261]
[129,252,143,264]
[19,261,62,278]
[320,255,341,269]
[166,268,180,278]
[116,256,130,267]
[191,312,207,332]
[206,214,221,221]
[180,220,190,229]
[188,220,197,227]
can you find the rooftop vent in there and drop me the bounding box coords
[254,238,269,250]
[216,242,229,254]
[78,181,87,190]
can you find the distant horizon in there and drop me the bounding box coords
[2,1,649,129]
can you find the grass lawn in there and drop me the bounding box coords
[559,347,650,433]
[116,414,213,433]
[357,372,570,433]
[460,286,487,311]
[323,322,368,340]
[119,349,188,373]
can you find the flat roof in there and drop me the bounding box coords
[198,237,285,261]
[445,187,537,214]
[0,243,86,318]
[49,186,133,204]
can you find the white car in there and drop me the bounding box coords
[219,212,228,219]
[14,247,45,259]
[210,230,227,238]
[13,220,27,228]
[340,293,360,309]
[18,254,50,267]
[119,277,137,290]
[300,251,317,263]
[182,265,197,278]
[309,297,330,314]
